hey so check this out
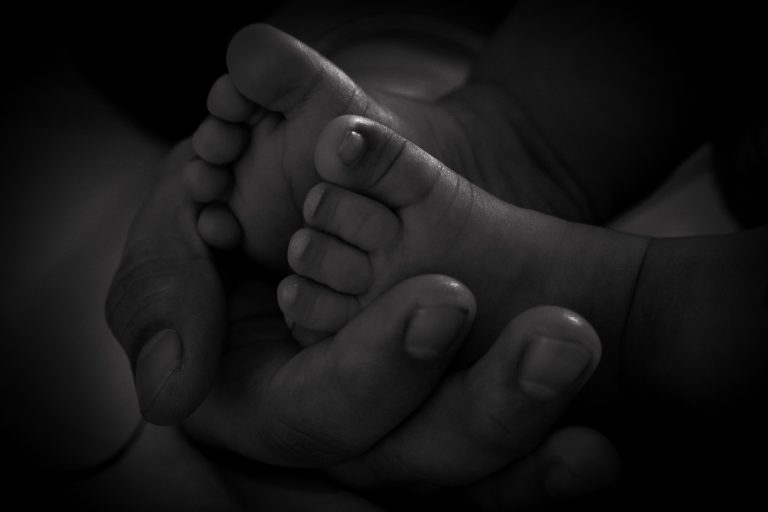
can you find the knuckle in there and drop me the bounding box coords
[105,255,186,354]
[466,388,539,460]
[264,413,361,466]
[365,446,420,486]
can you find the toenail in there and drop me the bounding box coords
[279,281,299,306]
[303,185,326,221]
[337,130,366,166]
[288,231,311,264]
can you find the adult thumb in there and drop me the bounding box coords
[105,140,227,425]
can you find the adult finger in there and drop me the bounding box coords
[183,274,475,467]
[329,306,602,487]
[461,425,620,511]
[105,140,227,425]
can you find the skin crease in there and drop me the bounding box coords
[106,139,621,510]
[106,1,768,507]
[6,2,765,510]
[280,117,768,506]
[277,114,647,418]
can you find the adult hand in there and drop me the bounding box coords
[105,140,619,508]
[106,142,481,460]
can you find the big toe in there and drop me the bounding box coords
[314,115,447,209]
[226,23,363,118]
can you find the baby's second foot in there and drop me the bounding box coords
[183,23,588,271]
[278,115,649,369]
[182,24,466,270]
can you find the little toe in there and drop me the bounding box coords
[315,115,446,209]
[197,203,242,250]
[207,74,256,122]
[192,117,249,165]
[183,158,232,203]
[277,275,361,335]
[226,24,364,118]
[304,183,400,253]
[287,228,372,295]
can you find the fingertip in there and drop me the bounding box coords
[401,276,477,361]
[459,426,620,511]
[544,426,621,499]
[333,274,476,364]
[517,336,596,400]
[290,324,333,347]
[291,274,475,457]
[501,306,601,401]
[404,305,469,360]
[411,274,477,318]
[536,306,602,363]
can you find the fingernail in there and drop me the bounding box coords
[404,305,468,360]
[338,130,365,166]
[135,329,182,415]
[517,337,593,400]
[303,184,326,220]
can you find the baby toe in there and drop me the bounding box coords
[192,116,249,165]
[277,275,361,334]
[314,115,442,209]
[207,74,256,122]
[304,183,400,253]
[287,228,372,295]
[226,23,364,117]
[182,158,232,203]
[197,203,242,250]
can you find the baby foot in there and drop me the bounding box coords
[278,115,649,369]
[182,23,465,270]
[183,23,590,271]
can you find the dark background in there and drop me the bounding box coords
[0,1,766,509]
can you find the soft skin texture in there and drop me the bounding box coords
[189,0,706,266]
[107,1,768,505]
[282,115,649,400]
[105,140,620,508]
[284,115,768,505]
